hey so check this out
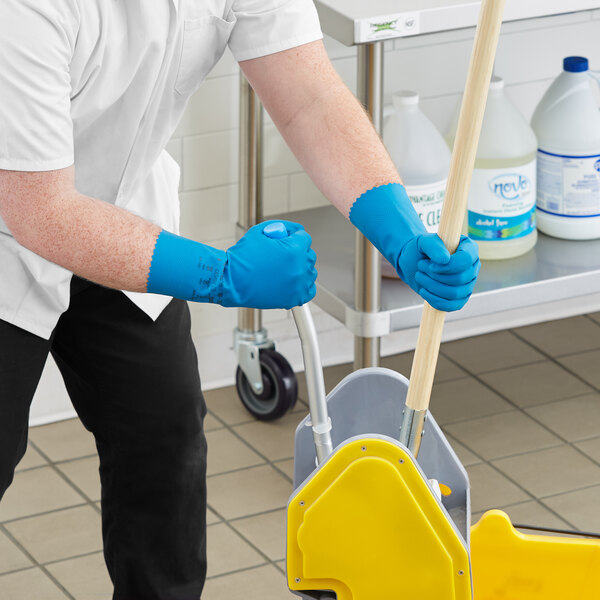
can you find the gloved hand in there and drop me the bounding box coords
[222,220,317,309]
[349,183,480,312]
[147,220,317,309]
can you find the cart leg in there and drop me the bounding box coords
[235,75,298,418]
[236,74,268,393]
[354,42,384,370]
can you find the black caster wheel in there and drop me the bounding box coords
[236,348,298,421]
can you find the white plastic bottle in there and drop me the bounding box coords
[447,76,538,260]
[382,91,451,277]
[531,56,600,240]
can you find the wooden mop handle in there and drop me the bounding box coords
[405,0,506,413]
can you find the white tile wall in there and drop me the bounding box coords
[31,10,600,423]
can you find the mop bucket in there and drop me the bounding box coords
[471,510,600,600]
[286,304,600,600]
[287,304,472,600]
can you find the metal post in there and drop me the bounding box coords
[235,74,270,394]
[237,74,264,335]
[354,43,384,370]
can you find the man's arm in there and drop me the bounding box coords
[240,40,480,312]
[240,40,402,217]
[0,166,159,292]
[0,167,317,309]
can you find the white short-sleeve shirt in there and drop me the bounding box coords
[0,0,322,339]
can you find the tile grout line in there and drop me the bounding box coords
[441,342,600,472]
[0,502,93,527]
[510,328,600,395]
[203,405,299,579]
[507,328,600,471]
[205,562,277,582]
[437,354,581,530]
[0,523,77,599]
[27,440,102,515]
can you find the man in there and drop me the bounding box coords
[0,1,480,598]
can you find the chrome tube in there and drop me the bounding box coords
[354,42,384,369]
[399,407,427,457]
[238,74,264,334]
[292,304,333,464]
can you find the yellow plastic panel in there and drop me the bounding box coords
[471,510,600,600]
[287,438,471,600]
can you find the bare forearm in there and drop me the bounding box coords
[241,41,401,216]
[1,168,159,292]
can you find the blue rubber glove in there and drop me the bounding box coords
[147,220,317,309]
[349,183,480,312]
[223,220,317,308]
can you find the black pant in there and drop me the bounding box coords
[0,277,208,600]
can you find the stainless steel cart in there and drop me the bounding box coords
[233,0,600,419]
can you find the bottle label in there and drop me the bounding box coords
[468,161,536,241]
[406,180,447,233]
[537,150,600,217]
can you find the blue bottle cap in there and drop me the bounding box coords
[263,222,289,239]
[563,56,589,73]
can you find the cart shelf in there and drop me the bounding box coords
[280,206,600,336]
[315,0,600,46]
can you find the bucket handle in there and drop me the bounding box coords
[292,304,333,464]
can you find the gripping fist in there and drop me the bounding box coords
[397,234,480,312]
[221,220,317,309]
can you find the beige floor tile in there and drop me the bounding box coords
[231,509,287,561]
[46,552,112,600]
[0,530,32,574]
[0,567,68,600]
[497,500,570,530]
[5,506,102,565]
[233,407,307,462]
[205,385,255,426]
[466,463,529,514]
[207,508,221,525]
[445,436,482,467]
[273,459,295,480]
[205,413,224,432]
[207,465,293,520]
[589,312,600,324]
[381,352,467,382]
[206,429,264,477]
[543,485,600,532]
[274,559,286,574]
[514,316,600,357]
[575,437,600,464]
[15,444,48,472]
[207,523,265,578]
[56,457,101,502]
[441,330,544,374]
[0,467,85,522]
[203,564,297,600]
[429,378,513,425]
[526,394,600,442]
[29,419,96,463]
[559,349,600,389]
[493,445,600,498]
[445,411,561,460]
[479,361,593,408]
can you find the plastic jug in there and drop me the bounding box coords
[447,76,538,260]
[382,91,451,277]
[531,56,600,240]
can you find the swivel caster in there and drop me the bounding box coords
[236,348,298,421]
